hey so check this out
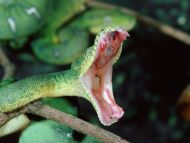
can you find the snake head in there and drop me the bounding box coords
[72,26,129,125]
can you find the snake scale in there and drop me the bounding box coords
[0,26,129,126]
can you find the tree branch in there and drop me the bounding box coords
[0,113,8,126]
[0,45,15,80]
[0,28,129,143]
[87,0,190,46]
[0,101,130,143]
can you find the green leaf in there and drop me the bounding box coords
[81,135,102,143]
[19,120,74,143]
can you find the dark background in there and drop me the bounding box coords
[1,0,190,143]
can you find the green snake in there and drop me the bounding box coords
[32,26,89,65]
[31,7,136,65]
[0,0,49,40]
[0,25,129,126]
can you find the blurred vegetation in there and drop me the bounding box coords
[102,0,190,32]
[0,0,190,143]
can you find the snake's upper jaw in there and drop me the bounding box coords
[81,27,129,126]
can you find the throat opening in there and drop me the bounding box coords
[92,74,101,92]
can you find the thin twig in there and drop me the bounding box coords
[87,0,190,46]
[0,101,130,143]
[0,45,15,80]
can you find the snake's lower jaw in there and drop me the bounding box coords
[81,27,128,125]
[95,64,124,126]
[82,63,124,126]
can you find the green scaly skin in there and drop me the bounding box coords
[42,0,88,36]
[0,70,84,112]
[31,0,89,65]
[0,114,30,137]
[0,26,128,126]
[0,0,49,40]
[72,8,136,34]
[32,26,89,65]
[31,7,136,65]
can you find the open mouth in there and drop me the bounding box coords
[81,28,129,125]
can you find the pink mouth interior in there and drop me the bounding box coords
[82,29,128,125]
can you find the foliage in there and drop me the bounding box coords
[19,98,102,143]
[0,0,136,142]
[1,0,190,143]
